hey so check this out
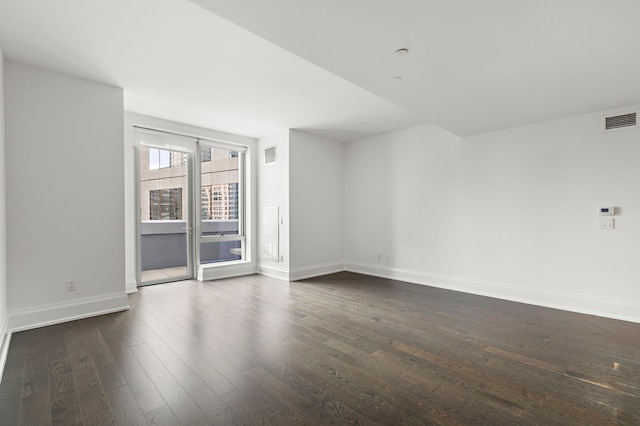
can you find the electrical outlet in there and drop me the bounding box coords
[377,253,381,260]
[66,280,77,292]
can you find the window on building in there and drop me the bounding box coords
[150,188,182,220]
[149,148,168,170]
[149,148,185,169]
[171,151,187,167]
[201,183,238,221]
[201,147,211,162]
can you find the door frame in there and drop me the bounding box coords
[134,141,197,286]
[133,126,251,286]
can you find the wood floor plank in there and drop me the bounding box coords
[0,376,23,425]
[108,339,166,414]
[220,388,276,425]
[145,305,291,418]
[130,343,210,426]
[84,327,127,392]
[171,312,257,371]
[70,360,114,425]
[0,333,27,424]
[48,357,83,426]
[281,337,442,425]
[107,384,149,426]
[164,358,239,425]
[9,324,82,426]
[62,321,117,425]
[245,365,369,425]
[95,311,145,348]
[1,272,638,425]
[145,330,237,397]
[283,337,387,392]
[128,319,180,365]
[144,404,179,426]
[62,322,94,373]
[3,332,27,383]
[19,328,51,426]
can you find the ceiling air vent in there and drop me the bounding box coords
[604,112,637,131]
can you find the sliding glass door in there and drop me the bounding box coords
[134,128,246,286]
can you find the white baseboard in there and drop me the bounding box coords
[125,277,138,294]
[289,261,345,281]
[346,261,640,324]
[0,312,10,383]
[259,261,345,281]
[198,261,258,282]
[258,264,291,281]
[9,292,130,333]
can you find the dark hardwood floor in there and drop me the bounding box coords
[0,271,638,425]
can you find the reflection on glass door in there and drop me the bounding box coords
[138,145,192,284]
[198,144,245,264]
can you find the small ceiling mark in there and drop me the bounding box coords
[385,76,403,86]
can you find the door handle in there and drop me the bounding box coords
[181,226,193,235]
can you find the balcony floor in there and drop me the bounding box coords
[141,266,188,283]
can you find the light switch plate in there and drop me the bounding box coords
[599,217,614,230]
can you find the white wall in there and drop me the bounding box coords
[257,131,290,279]
[345,124,461,273]
[5,61,128,330]
[0,45,9,374]
[346,112,640,323]
[289,130,345,279]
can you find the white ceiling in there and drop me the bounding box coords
[191,0,640,136]
[0,0,421,141]
[2,0,640,139]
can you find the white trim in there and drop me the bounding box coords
[258,264,291,281]
[126,112,255,147]
[258,261,345,281]
[0,312,11,383]
[199,138,248,153]
[126,277,138,294]
[345,261,640,324]
[9,292,130,333]
[198,261,258,281]
[289,261,345,281]
[201,235,246,243]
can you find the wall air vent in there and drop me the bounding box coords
[604,112,637,131]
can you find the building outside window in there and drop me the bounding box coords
[201,147,211,162]
[201,183,238,220]
[149,188,182,220]
[140,145,239,222]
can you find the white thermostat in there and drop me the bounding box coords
[599,206,614,216]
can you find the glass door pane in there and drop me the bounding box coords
[199,145,244,264]
[138,146,192,284]
[200,240,243,265]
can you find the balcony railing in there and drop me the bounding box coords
[141,220,240,271]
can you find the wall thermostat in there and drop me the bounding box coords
[599,206,614,216]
